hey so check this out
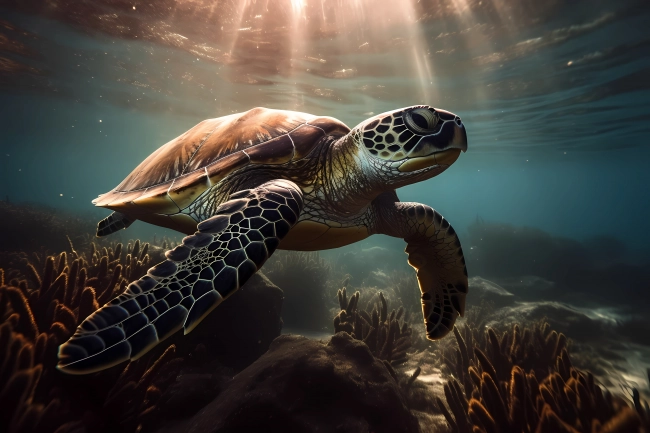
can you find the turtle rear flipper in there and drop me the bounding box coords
[57,179,303,374]
[97,212,136,237]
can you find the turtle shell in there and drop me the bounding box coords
[93,107,350,217]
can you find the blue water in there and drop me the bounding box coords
[2,1,650,425]
[0,0,649,255]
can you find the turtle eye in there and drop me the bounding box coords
[404,108,439,135]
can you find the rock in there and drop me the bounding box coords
[333,245,409,286]
[157,332,420,433]
[157,373,225,419]
[466,277,515,307]
[487,301,611,341]
[492,275,556,299]
[177,271,283,370]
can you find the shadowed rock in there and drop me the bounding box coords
[157,332,420,433]
[178,271,283,370]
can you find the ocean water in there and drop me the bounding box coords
[1,0,649,253]
[1,0,650,432]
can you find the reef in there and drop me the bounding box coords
[263,250,332,331]
[332,245,407,287]
[2,206,649,433]
[156,333,420,433]
[375,270,423,321]
[0,200,97,255]
[437,319,650,433]
[0,239,181,433]
[465,218,650,309]
[0,239,283,433]
[333,287,412,366]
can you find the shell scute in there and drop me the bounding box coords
[246,134,295,164]
[307,116,350,137]
[290,125,327,159]
[169,170,212,211]
[132,184,179,214]
[116,118,220,192]
[207,151,250,185]
[184,108,309,172]
[93,189,146,210]
[95,108,350,215]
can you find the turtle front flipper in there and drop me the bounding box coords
[374,193,467,340]
[58,179,304,374]
[97,211,136,237]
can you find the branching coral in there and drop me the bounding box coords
[630,371,650,431]
[264,250,331,330]
[438,321,647,433]
[151,235,179,251]
[0,240,182,433]
[386,270,421,320]
[333,287,412,366]
[444,320,568,397]
[0,201,97,254]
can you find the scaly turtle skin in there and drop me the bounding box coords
[58,105,469,374]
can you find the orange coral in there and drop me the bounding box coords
[0,240,182,433]
[334,287,412,366]
[439,322,648,433]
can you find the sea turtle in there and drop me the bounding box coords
[58,105,469,374]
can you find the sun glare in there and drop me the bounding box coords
[290,0,305,14]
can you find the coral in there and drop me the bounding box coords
[263,250,332,331]
[465,218,591,280]
[438,320,648,433]
[630,370,650,430]
[0,235,286,433]
[150,235,179,251]
[443,319,568,397]
[0,240,182,433]
[464,218,650,307]
[386,270,421,320]
[0,201,97,254]
[333,287,412,366]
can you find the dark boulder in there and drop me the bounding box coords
[157,332,420,433]
[466,276,516,307]
[487,300,611,342]
[177,271,283,370]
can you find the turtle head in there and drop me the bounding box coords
[352,105,467,187]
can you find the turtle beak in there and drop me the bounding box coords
[452,120,468,153]
[437,109,468,153]
[398,119,468,172]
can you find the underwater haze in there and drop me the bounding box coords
[1,0,649,252]
[1,0,650,432]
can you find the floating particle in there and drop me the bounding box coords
[60,194,63,197]
[99,119,102,122]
